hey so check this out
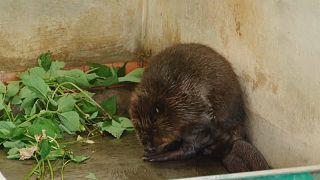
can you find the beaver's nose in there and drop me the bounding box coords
[144,146,156,153]
[144,141,156,156]
[144,147,156,157]
[145,139,155,151]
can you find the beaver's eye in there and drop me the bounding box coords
[154,104,163,114]
[152,102,165,115]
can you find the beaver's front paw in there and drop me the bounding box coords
[142,148,197,162]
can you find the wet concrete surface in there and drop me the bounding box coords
[0,88,227,179]
[0,133,227,180]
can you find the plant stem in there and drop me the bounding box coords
[47,136,60,148]
[51,159,61,170]
[87,128,101,138]
[74,104,89,119]
[41,159,45,179]
[25,159,43,179]
[3,105,13,122]
[47,159,54,180]
[60,159,70,180]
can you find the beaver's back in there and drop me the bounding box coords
[142,43,245,130]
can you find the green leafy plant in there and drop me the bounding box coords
[0,52,143,179]
[86,172,97,180]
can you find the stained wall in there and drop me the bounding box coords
[144,0,320,168]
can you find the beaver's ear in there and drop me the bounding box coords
[222,140,270,173]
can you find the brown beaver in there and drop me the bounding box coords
[129,43,269,172]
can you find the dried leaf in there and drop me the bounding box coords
[34,134,42,143]
[77,135,83,141]
[19,146,38,160]
[42,129,47,139]
[76,135,94,144]
[84,140,95,144]
[34,129,47,143]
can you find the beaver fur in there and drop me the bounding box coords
[129,43,269,172]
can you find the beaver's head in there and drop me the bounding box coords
[129,81,188,156]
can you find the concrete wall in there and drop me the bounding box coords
[0,0,143,72]
[144,0,320,168]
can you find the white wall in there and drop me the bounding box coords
[143,0,320,168]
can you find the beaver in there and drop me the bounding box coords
[129,43,269,172]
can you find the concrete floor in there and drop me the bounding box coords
[0,133,227,180]
[0,88,227,180]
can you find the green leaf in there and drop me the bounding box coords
[0,121,16,139]
[56,69,92,88]
[21,67,48,79]
[21,74,50,100]
[28,117,61,138]
[97,121,125,139]
[110,67,117,77]
[21,98,36,115]
[86,73,99,82]
[118,68,144,83]
[47,148,65,160]
[68,154,90,163]
[117,117,134,128]
[6,147,20,159]
[6,154,20,159]
[10,128,25,140]
[79,100,98,114]
[57,94,76,112]
[58,111,80,132]
[47,61,66,78]
[49,98,58,107]
[6,81,20,97]
[0,94,4,110]
[39,139,51,159]
[74,91,95,99]
[3,140,26,149]
[117,62,128,77]
[38,52,52,71]
[30,101,37,116]
[89,111,98,120]
[89,63,112,78]
[86,173,97,180]
[101,95,116,115]
[96,117,134,138]
[92,76,119,87]
[126,68,144,77]
[0,81,6,94]
[0,129,10,139]
[11,95,22,105]
[7,147,19,154]
[15,114,29,127]
[58,124,73,135]
[0,121,16,130]
[49,61,65,71]
[118,76,141,83]
[73,91,95,102]
[19,86,37,99]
